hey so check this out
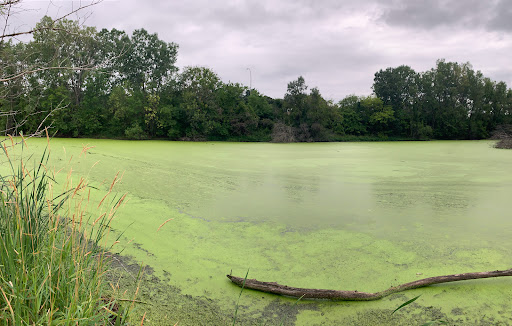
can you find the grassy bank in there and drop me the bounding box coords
[0,140,136,325]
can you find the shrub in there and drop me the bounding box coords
[125,123,146,140]
[495,138,512,149]
[271,122,296,143]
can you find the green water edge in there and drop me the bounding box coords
[2,138,512,325]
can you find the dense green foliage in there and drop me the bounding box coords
[1,17,511,141]
[373,62,512,140]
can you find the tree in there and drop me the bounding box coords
[0,40,26,135]
[107,83,144,137]
[337,95,366,136]
[215,82,258,138]
[429,60,470,139]
[373,65,419,137]
[21,16,101,136]
[1,0,103,138]
[283,76,308,128]
[306,87,338,141]
[246,91,275,140]
[359,96,394,135]
[122,29,178,93]
[177,66,222,139]
[96,28,132,92]
[144,93,172,138]
[248,89,273,120]
[372,60,512,140]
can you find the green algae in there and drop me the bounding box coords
[3,139,512,325]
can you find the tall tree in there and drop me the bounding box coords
[1,0,103,138]
[215,83,258,138]
[283,76,308,127]
[23,16,100,136]
[306,87,339,140]
[177,66,222,139]
[123,29,178,93]
[373,65,419,136]
[337,95,366,136]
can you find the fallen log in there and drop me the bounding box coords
[227,268,512,301]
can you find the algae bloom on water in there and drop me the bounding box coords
[11,138,512,325]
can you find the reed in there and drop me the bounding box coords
[0,140,134,325]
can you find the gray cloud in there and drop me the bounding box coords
[380,0,457,29]
[487,0,512,31]
[4,0,512,100]
[378,0,512,32]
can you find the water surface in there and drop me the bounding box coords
[6,139,512,325]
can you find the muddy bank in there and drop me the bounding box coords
[106,253,317,325]
[106,251,512,325]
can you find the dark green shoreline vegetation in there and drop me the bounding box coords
[1,17,511,143]
[0,143,137,325]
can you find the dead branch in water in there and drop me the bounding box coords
[227,268,512,301]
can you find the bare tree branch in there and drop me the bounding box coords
[227,268,512,300]
[1,26,84,39]
[53,0,102,23]
[1,1,15,38]
[1,65,97,82]
[1,0,102,39]
[0,0,21,6]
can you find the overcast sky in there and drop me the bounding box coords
[8,0,512,100]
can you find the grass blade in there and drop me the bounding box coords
[392,295,421,315]
[232,269,249,326]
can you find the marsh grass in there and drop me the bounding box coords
[0,139,136,325]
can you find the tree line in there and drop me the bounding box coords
[1,16,511,142]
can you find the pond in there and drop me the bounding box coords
[6,139,512,325]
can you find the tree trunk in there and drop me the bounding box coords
[227,268,512,301]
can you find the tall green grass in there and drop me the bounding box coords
[0,140,134,325]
